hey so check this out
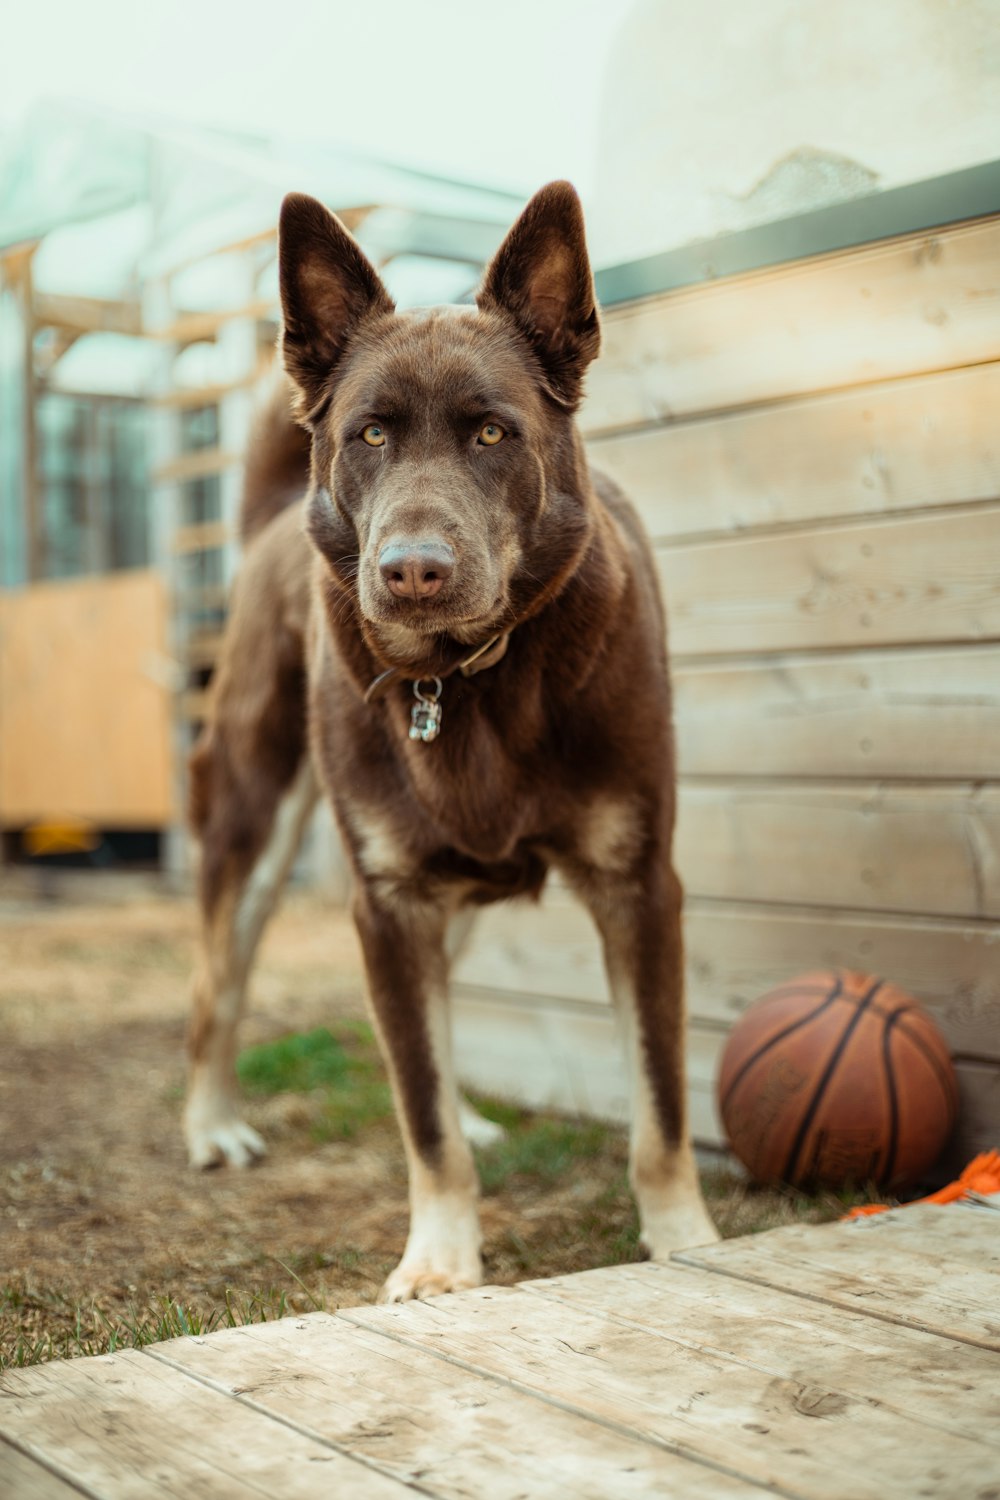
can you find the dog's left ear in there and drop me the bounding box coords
[279,192,394,424]
[477,181,600,408]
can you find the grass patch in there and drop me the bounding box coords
[473,1109,619,1195]
[0,1283,291,1371]
[237,1026,353,1094]
[236,1022,393,1141]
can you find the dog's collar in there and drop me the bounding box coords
[363,631,510,704]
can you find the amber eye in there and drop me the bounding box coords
[362,423,385,446]
[478,422,505,446]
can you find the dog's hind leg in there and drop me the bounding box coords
[186,751,319,1167]
[184,586,319,1170]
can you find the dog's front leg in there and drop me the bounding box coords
[352,880,482,1302]
[584,864,719,1257]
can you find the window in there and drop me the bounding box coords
[35,394,151,580]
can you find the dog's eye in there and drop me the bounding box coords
[478,423,505,446]
[361,424,385,447]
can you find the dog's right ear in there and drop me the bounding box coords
[279,193,394,424]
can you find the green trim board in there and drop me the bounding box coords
[594,158,1000,307]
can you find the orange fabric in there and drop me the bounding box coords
[843,1150,1000,1220]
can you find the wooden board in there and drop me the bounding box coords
[0,1439,83,1499]
[453,890,1000,1058]
[675,783,1000,920]
[0,570,174,827]
[451,985,723,1143]
[149,1311,758,1499]
[153,447,239,486]
[659,504,1000,658]
[525,1260,1000,1445]
[673,644,1000,781]
[590,361,1000,542]
[952,1061,1000,1165]
[678,1206,1000,1350]
[583,216,1000,435]
[343,1285,998,1500]
[172,519,231,554]
[0,1346,413,1498]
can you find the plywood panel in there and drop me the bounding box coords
[0,1440,82,1499]
[583,216,1000,434]
[676,782,1000,919]
[590,362,1000,542]
[673,645,1000,780]
[0,570,173,826]
[453,892,1000,1059]
[659,505,1000,657]
[678,1206,1000,1350]
[344,1286,999,1500]
[0,1346,412,1498]
[528,1261,1000,1445]
[151,1312,758,1499]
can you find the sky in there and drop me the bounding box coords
[0,0,637,195]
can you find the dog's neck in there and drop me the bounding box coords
[363,630,511,703]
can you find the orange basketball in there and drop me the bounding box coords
[717,971,959,1190]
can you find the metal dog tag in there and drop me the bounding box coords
[409,678,443,742]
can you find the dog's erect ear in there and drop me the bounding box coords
[279,193,394,423]
[477,181,600,407]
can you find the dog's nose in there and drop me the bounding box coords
[378,539,455,600]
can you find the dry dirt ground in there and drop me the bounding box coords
[0,873,856,1367]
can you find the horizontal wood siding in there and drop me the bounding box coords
[675,783,1000,919]
[453,892,1000,1060]
[673,646,1000,780]
[454,211,1000,1163]
[658,506,1000,658]
[583,217,1000,435]
[590,362,1000,543]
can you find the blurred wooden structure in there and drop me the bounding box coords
[453,186,1000,1161]
[0,571,172,827]
[3,1204,999,1497]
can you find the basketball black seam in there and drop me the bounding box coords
[781,977,885,1185]
[719,980,844,1118]
[882,1010,902,1185]
[894,1017,960,1125]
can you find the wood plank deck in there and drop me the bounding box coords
[2,1206,998,1498]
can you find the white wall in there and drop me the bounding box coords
[591,0,1000,267]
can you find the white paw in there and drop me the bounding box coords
[185,1102,266,1170]
[379,1258,483,1303]
[379,1191,483,1302]
[459,1096,507,1148]
[641,1201,720,1259]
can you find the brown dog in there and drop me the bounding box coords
[184,182,718,1301]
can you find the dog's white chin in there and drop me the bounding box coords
[368,612,501,656]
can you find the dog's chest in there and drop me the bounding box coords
[402,720,540,864]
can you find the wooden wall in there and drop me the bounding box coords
[452,213,1000,1163]
[0,570,174,829]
